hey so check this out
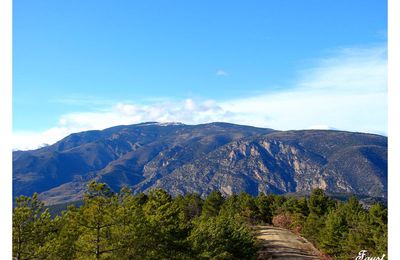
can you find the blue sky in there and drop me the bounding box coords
[13,0,387,150]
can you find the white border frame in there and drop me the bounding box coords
[388,0,400,258]
[0,0,12,258]
[1,0,397,258]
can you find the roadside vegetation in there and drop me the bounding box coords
[13,182,387,259]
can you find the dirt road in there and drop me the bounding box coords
[254,226,325,260]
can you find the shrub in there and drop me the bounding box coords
[272,213,292,229]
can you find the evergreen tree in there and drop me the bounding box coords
[342,211,374,258]
[202,190,224,218]
[255,193,273,224]
[45,208,81,260]
[143,189,192,259]
[13,193,53,260]
[112,187,155,259]
[219,194,239,218]
[72,181,121,259]
[308,188,334,216]
[189,214,256,259]
[236,192,259,224]
[268,194,287,216]
[368,203,387,255]
[12,184,387,259]
[319,210,348,257]
[301,212,325,244]
[175,193,203,225]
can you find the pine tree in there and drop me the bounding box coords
[301,212,324,244]
[72,181,121,259]
[319,208,348,257]
[45,208,80,259]
[175,193,203,224]
[368,203,387,255]
[255,193,273,224]
[143,189,192,259]
[202,190,224,218]
[236,192,259,224]
[13,193,53,260]
[308,188,333,216]
[189,214,256,259]
[112,187,155,259]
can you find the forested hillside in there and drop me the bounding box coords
[13,182,387,259]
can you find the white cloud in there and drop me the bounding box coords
[13,99,231,150]
[216,69,228,76]
[298,46,387,92]
[13,45,387,150]
[13,128,73,151]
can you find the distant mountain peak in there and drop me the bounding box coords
[137,122,185,127]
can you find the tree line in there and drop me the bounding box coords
[13,181,387,259]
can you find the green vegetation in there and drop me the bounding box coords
[13,184,387,259]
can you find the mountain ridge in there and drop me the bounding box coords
[13,122,387,205]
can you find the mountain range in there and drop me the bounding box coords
[13,122,387,205]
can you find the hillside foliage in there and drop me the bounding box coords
[13,182,387,259]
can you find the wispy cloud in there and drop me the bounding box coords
[13,45,387,150]
[297,46,387,92]
[220,45,387,133]
[216,69,228,76]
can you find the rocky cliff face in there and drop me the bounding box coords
[13,122,387,205]
[155,131,386,199]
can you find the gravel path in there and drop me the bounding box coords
[254,226,326,260]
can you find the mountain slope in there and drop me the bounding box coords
[13,122,387,205]
[154,130,386,198]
